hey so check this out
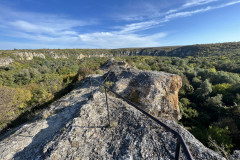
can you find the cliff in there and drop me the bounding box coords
[0,60,227,160]
[0,58,14,67]
[1,42,240,67]
[0,51,110,66]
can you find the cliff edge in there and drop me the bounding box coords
[0,60,225,160]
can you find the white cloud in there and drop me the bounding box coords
[0,4,96,39]
[0,32,168,49]
[10,20,55,34]
[167,0,219,14]
[165,7,211,21]
[116,0,240,35]
[113,1,167,22]
[119,21,160,33]
[165,0,240,21]
[217,0,240,7]
[183,0,219,8]
[78,31,167,48]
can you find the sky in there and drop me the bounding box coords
[0,0,240,49]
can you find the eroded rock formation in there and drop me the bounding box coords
[13,52,46,60]
[103,59,182,120]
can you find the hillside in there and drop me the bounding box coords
[0,60,225,160]
[1,42,240,73]
[0,42,240,158]
[1,42,240,59]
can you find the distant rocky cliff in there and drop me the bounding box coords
[0,60,227,160]
[13,52,46,60]
[1,42,240,67]
[0,51,111,66]
[0,58,14,67]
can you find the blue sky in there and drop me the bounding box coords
[0,0,240,49]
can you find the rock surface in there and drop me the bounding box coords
[0,62,226,160]
[231,150,240,160]
[49,51,68,59]
[103,59,182,120]
[0,58,14,67]
[13,52,46,60]
[76,53,108,59]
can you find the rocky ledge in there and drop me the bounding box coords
[0,60,228,160]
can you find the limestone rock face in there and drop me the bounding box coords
[0,58,14,66]
[13,52,45,60]
[76,53,111,59]
[49,51,68,59]
[0,62,226,160]
[104,59,182,120]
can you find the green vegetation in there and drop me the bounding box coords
[117,54,240,155]
[0,56,107,133]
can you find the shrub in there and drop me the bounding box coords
[180,105,199,119]
[195,79,212,99]
[205,94,223,107]
[77,67,92,81]
[95,70,102,74]
[212,83,232,95]
[208,125,233,153]
[126,59,135,67]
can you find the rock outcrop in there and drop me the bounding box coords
[103,59,182,120]
[0,58,14,67]
[48,51,68,59]
[13,52,45,60]
[0,61,226,160]
[76,53,108,59]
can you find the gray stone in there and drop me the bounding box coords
[231,150,240,160]
[103,59,182,120]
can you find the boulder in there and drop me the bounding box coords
[103,59,182,120]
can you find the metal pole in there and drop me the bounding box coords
[104,87,111,127]
[92,78,193,160]
[175,138,181,160]
[89,77,94,100]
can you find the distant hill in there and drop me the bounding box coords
[1,42,240,61]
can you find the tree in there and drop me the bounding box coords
[195,79,212,99]
[212,83,232,95]
[205,94,223,107]
[192,76,202,88]
[236,94,240,105]
[208,125,233,153]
